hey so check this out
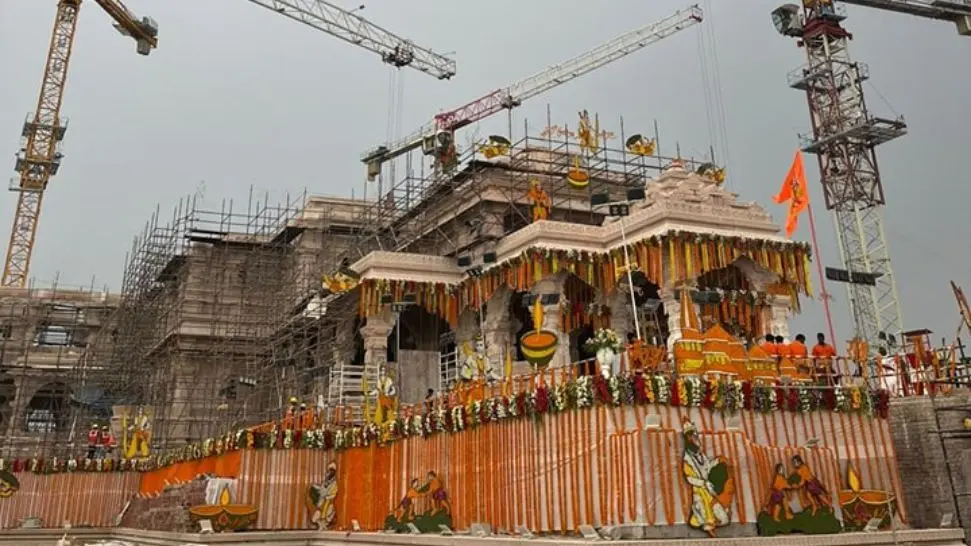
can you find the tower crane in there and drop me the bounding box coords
[360,4,704,180]
[769,0,971,348]
[244,0,457,80]
[2,0,158,288]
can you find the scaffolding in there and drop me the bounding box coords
[0,278,116,459]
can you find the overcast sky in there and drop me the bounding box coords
[1,0,968,345]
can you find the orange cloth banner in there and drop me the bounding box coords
[138,450,241,496]
[774,150,810,238]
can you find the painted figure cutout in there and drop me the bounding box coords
[625,134,656,156]
[756,455,841,536]
[123,407,151,459]
[680,420,734,537]
[0,469,19,498]
[526,178,551,222]
[764,464,794,521]
[307,462,338,529]
[384,472,454,533]
[478,135,511,159]
[790,455,831,515]
[372,367,398,426]
[577,110,598,154]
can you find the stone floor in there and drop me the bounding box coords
[0,528,965,546]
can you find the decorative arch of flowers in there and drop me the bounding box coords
[1,372,889,475]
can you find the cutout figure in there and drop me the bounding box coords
[526,178,551,222]
[681,420,734,537]
[307,462,339,529]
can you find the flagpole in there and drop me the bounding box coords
[806,202,837,347]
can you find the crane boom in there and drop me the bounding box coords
[361,4,703,176]
[839,0,971,27]
[2,0,157,288]
[245,0,457,80]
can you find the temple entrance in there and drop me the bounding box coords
[629,271,669,345]
[390,305,452,403]
[694,264,763,343]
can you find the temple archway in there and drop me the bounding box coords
[388,305,452,362]
[24,382,71,434]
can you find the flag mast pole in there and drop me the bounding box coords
[806,202,837,348]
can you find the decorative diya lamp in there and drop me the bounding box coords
[519,298,558,369]
[188,481,259,533]
[566,156,589,190]
[838,466,897,532]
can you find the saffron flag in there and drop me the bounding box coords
[774,150,810,238]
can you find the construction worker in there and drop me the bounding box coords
[811,333,838,385]
[100,425,116,459]
[87,424,100,460]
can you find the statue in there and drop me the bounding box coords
[526,178,551,222]
[123,407,152,459]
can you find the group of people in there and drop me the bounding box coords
[758,332,839,384]
[86,424,117,460]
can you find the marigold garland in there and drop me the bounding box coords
[1,372,891,475]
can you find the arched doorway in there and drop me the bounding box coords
[24,382,71,435]
[389,305,453,403]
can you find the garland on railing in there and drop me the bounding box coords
[0,372,890,475]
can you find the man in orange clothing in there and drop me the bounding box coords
[811,332,837,385]
[759,334,780,359]
[790,334,810,375]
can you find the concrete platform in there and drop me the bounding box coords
[0,527,964,546]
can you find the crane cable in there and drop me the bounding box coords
[697,0,734,187]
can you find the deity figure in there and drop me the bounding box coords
[459,336,501,403]
[307,462,339,529]
[123,407,151,459]
[526,178,551,222]
[681,420,734,537]
[577,109,599,153]
[394,478,424,523]
[372,367,398,426]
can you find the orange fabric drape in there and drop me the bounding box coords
[138,450,242,496]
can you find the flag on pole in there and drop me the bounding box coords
[774,150,810,238]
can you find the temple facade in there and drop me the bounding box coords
[329,157,812,407]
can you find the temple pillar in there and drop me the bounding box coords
[607,284,634,339]
[455,309,479,349]
[483,287,515,370]
[531,272,570,369]
[361,313,394,382]
[660,287,684,353]
[766,295,792,340]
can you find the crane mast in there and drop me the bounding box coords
[245,0,456,80]
[775,2,908,347]
[361,4,703,178]
[3,0,81,288]
[2,0,157,288]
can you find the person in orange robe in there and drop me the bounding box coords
[811,333,838,385]
[790,333,811,377]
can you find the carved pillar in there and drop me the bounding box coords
[659,287,682,353]
[531,272,569,369]
[607,285,634,339]
[483,287,515,368]
[766,295,792,340]
[361,313,394,376]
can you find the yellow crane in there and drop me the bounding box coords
[2,0,158,288]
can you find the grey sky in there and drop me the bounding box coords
[1,1,968,344]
